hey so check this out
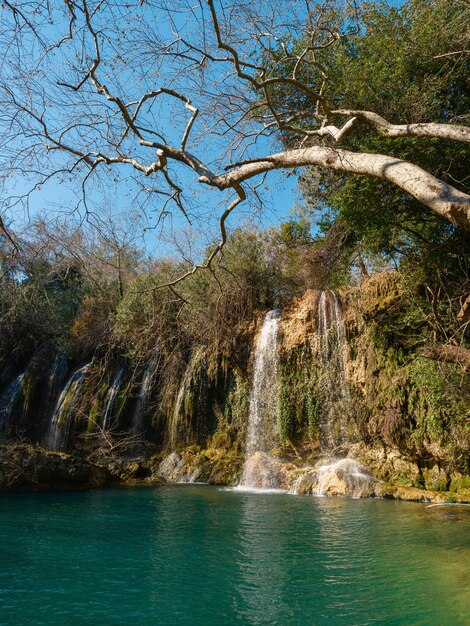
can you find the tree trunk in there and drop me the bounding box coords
[421,344,470,371]
[203,146,470,232]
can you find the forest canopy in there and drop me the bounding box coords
[0,0,468,370]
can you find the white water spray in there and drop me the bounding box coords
[103,367,125,430]
[132,356,158,433]
[239,309,281,489]
[47,363,90,450]
[315,458,376,497]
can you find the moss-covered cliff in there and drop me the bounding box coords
[0,270,469,499]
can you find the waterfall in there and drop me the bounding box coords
[170,368,190,449]
[36,355,69,444]
[102,367,125,431]
[317,291,329,362]
[170,347,207,448]
[315,459,376,497]
[239,309,281,489]
[312,291,374,496]
[46,363,90,451]
[132,356,157,433]
[288,458,377,498]
[316,290,349,450]
[0,373,24,434]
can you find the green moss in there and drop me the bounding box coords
[169,346,208,447]
[87,382,108,432]
[408,357,467,444]
[113,388,128,427]
[449,475,470,494]
[21,374,37,416]
[223,370,250,428]
[58,384,77,428]
[278,344,319,444]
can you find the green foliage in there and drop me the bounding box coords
[288,0,470,299]
[88,383,109,433]
[278,346,319,443]
[407,358,469,444]
[223,370,250,429]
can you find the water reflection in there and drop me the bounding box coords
[0,487,469,625]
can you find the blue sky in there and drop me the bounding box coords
[1,0,406,260]
[2,0,305,261]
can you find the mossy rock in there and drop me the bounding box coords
[360,270,404,318]
[421,465,449,492]
[449,473,470,495]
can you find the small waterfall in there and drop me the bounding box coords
[37,355,68,444]
[288,458,377,498]
[170,368,190,448]
[317,291,329,362]
[239,309,281,489]
[46,363,90,451]
[330,292,349,397]
[311,291,374,497]
[102,367,125,430]
[170,347,207,449]
[132,356,157,433]
[0,373,24,434]
[316,290,349,450]
[315,458,376,497]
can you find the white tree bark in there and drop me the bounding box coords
[332,110,470,144]
[198,147,470,231]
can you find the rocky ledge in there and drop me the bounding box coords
[0,443,114,492]
[153,448,470,504]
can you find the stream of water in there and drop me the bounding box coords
[0,485,468,625]
[239,309,280,489]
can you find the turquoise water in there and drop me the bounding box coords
[0,486,469,625]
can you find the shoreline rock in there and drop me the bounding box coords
[1,441,468,504]
[0,442,116,492]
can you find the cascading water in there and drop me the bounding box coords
[170,347,207,449]
[46,363,90,451]
[317,291,329,362]
[170,367,190,449]
[313,291,375,496]
[238,309,282,490]
[37,355,69,444]
[102,367,125,431]
[0,373,24,434]
[132,356,157,434]
[315,458,376,498]
[316,290,349,450]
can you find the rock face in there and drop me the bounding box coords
[0,443,113,491]
[315,459,377,497]
[280,290,321,351]
[288,458,377,498]
[1,270,468,501]
[156,451,206,483]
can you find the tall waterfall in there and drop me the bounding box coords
[102,367,125,431]
[239,309,281,489]
[316,290,349,451]
[313,291,374,497]
[46,363,90,451]
[0,373,24,434]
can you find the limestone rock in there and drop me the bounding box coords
[289,458,377,498]
[359,270,404,318]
